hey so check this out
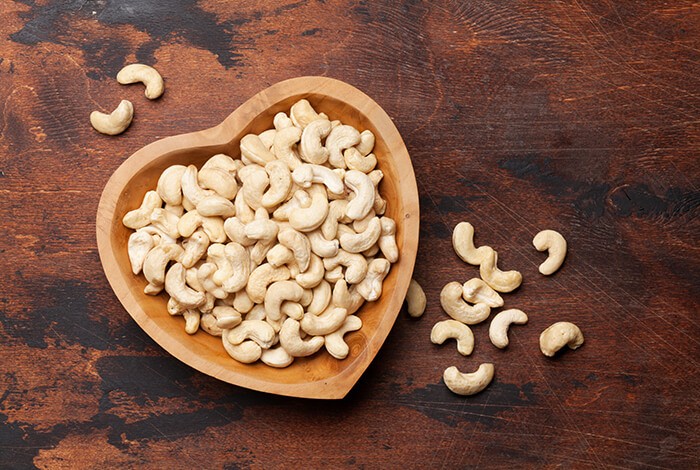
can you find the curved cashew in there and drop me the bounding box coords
[195,195,235,218]
[240,134,276,165]
[405,279,426,318]
[344,170,375,220]
[280,301,304,321]
[248,239,275,272]
[261,346,294,368]
[165,263,206,308]
[290,99,323,128]
[199,167,238,200]
[261,160,292,208]
[489,309,528,349]
[273,112,294,130]
[356,258,390,301]
[431,320,474,356]
[307,280,332,315]
[300,306,348,336]
[116,64,164,99]
[238,164,270,211]
[258,129,276,149]
[439,281,490,325]
[156,165,186,206]
[234,189,255,224]
[227,320,275,349]
[377,217,399,263]
[443,364,495,396]
[223,217,255,247]
[307,229,340,258]
[300,119,332,164]
[344,147,377,173]
[295,253,324,289]
[265,280,304,321]
[183,310,200,334]
[321,199,349,240]
[355,129,375,156]
[326,125,360,168]
[181,165,215,206]
[278,227,311,272]
[202,153,238,173]
[323,250,368,284]
[266,244,294,267]
[462,278,504,308]
[128,230,155,275]
[533,229,567,275]
[222,242,250,293]
[340,217,381,253]
[480,248,523,293]
[279,318,324,357]
[367,170,386,215]
[324,315,362,359]
[452,222,491,265]
[539,322,584,357]
[90,100,134,135]
[197,263,228,299]
[292,164,345,195]
[143,243,183,293]
[123,191,162,229]
[233,290,254,314]
[246,263,291,303]
[289,185,329,232]
[273,126,303,170]
[201,313,224,336]
[149,208,180,239]
[181,229,209,268]
[207,244,233,286]
[222,334,261,364]
[212,305,242,329]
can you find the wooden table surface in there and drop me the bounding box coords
[1,1,698,468]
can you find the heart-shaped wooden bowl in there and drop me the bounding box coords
[96,76,419,399]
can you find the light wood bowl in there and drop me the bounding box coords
[96,77,419,399]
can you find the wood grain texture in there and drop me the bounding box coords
[1,0,698,468]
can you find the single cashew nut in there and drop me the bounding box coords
[201,313,224,336]
[278,227,311,272]
[246,263,291,303]
[143,243,184,293]
[405,279,426,318]
[539,322,584,357]
[307,280,332,315]
[340,217,381,253]
[183,309,200,335]
[245,209,279,241]
[290,99,323,128]
[289,186,329,232]
[261,160,292,208]
[480,248,523,293]
[149,208,180,239]
[355,258,390,301]
[181,165,216,207]
[300,306,348,336]
[266,244,294,267]
[165,263,206,308]
[295,253,325,289]
[462,278,504,308]
[489,309,528,349]
[324,315,362,359]
[261,346,294,368]
[212,305,242,329]
[300,119,332,164]
[377,217,399,263]
[452,222,491,265]
[443,364,495,396]
[430,320,474,356]
[292,164,345,195]
[323,250,368,284]
[273,126,303,170]
[533,230,567,275]
[222,242,250,293]
[240,134,276,166]
[355,130,375,156]
[344,147,377,173]
[344,170,375,220]
[123,190,162,229]
[128,230,156,275]
[181,229,209,268]
[367,170,386,215]
[157,165,187,206]
[116,64,164,99]
[238,164,270,211]
[90,100,134,135]
[233,290,254,314]
[258,129,276,149]
[222,334,261,363]
[321,199,349,240]
[265,280,304,321]
[307,229,339,258]
[234,189,255,224]
[227,320,276,349]
[279,318,324,357]
[198,167,238,200]
[273,112,294,130]
[326,124,361,168]
[439,281,490,325]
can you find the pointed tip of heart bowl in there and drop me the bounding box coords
[96,76,419,399]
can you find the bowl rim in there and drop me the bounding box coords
[96,76,419,399]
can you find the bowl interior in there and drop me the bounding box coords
[99,77,419,398]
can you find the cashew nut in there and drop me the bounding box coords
[233,290,254,314]
[367,170,387,215]
[222,334,261,363]
[157,165,186,206]
[234,188,255,224]
[292,164,345,195]
[355,258,390,301]
[273,112,294,130]
[221,242,250,293]
[240,134,276,166]
[128,230,156,275]
[201,313,224,336]
[539,322,584,357]
[307,280,332,315]
[295,253,325,289]
[489,309,528,349]
[430,320,474,356]
[443,364,495,396]
[340,217,381,253]
[377,217,399,263]
[212,305,242,329]
[288,185,329,232]
[265,280,304,321]
[300,119,332,164]
[181,229,209,268]
[452,222,491,265]
[479,248,523,293]
[306,230,339,259]
[266,244,294,267]
[181,165,214,206]
[278,227,311,272]
[90,99,134,135]
[439,281,490,325]
[344,170,375,220]
[164,263,206,308]
[300,306,348,336]
[123,191,162,229]
[227,320,275,349]
[178,210,225,242]
[116,64,164,99]
[324,315,362,359]
[462,278,504,308]
[321,199,349,240]
[273,126,303,170]
[183,309,200,334]
[258,129,276,149]
[279,318,324,357]
[344,147,377,173]
[355,130,375,156]
[246,263,291,303]
[198,167,238,200]
[197,263,228,299]
[326,125,360,168]
[405,279,426,318]
[143,243,183,293]
[290,99,323,128]
[238,164,270,211]
[261,346,294,368]
[262,160,292,208]
[533,229,567,275]
[244,209,279,241]
[149,208,180,239]
[323,250,368,284]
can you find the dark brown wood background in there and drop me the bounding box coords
[1,1,698,468]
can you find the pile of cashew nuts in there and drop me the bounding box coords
[406,222,584,396]
[123,99,398,367]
